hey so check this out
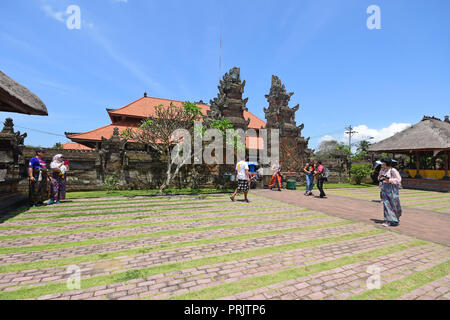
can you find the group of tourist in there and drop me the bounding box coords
[230,156,329,202]
[229,156,402,228]
[302,158,328,198]
[28,149,68,207]
[28,149,402,228]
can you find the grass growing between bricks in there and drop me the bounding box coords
[24,198,245,214]
[0,208,310,231]
[350,260,450,300]
[0,220,354,274]
[23,195,270,214]
[0,229,386,300]
[65,188,235,199]
[6,204,291,222]
[168,240,428,300]
[0,215,329,254]
[0,209,316,241]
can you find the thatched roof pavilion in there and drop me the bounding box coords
[369,116,450,154]
[0,71,48,116]
[369,116,450,191]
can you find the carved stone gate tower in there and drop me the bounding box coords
[264,75,311,179]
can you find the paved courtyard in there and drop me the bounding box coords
[0,192,448,300]
[325,187,450,214]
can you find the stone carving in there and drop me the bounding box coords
[97,127,127,182]
[0,118,27,181]
[206,67,249,130]
[264,76,312,175]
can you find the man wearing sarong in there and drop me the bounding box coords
[378,158,402,227]
[28,149,50,207]
[230,156,251,203]
[269,160,282,191]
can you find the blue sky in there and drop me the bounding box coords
[1,0,449,150]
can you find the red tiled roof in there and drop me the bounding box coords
[62,142,94,150]
[69,123,264,150]
[67,123,136,142]
[69,96,266,149]
[108,96,266,130]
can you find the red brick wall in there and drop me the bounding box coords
[403,178,450,192]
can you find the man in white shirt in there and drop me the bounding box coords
[230,156,251,203]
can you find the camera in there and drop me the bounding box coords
[379,175,389,182]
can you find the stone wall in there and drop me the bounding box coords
[402,178,450,192]
[17,147,225,193]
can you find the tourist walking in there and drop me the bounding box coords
[303,158,315,196]
[49,154,69,205]
[28,149,51,207]
[269,160,282,191]
[314,160,327,198]
[378,158,402,227]
[230,156,251,203]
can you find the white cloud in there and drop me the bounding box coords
[317,122,412,151]
[40,2,93,29]
[352,123,412,143]
[318,135,336,143]
[42,4,65,22]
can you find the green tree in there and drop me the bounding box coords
[357,140,371,154]
[349,164,373,185]
[52,142,63,149]
[315,140,339,158]
[121,102,203,193]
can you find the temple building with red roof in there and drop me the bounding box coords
[66,93,266,150]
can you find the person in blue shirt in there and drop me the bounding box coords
[28,149,50,206]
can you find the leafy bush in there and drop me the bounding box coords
[104,175,120,193]
[349,164,373,185]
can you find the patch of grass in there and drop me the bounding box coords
[66,188,235,199]
[0,209,313,241]
[25,197,236,213]
[432,206,450,211]
[0,229,386,300]
[0,218,349,274]
[169,240,427,300]
[297,183,374,190]
[406,200,450,208]
[8,202,288,223]
[350,260,450,300]
[0,214,319,255]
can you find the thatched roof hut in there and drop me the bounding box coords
[369,116,450,189]
[369,116,450,154]
[0,71,48,116]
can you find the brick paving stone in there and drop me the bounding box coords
[2,194,449,301]
[257,190,450,246]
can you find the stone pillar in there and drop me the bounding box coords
[444,152,449,181]
[415,152,422,179]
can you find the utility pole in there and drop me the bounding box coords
[345,125,357,181]
[345,125,357,150]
